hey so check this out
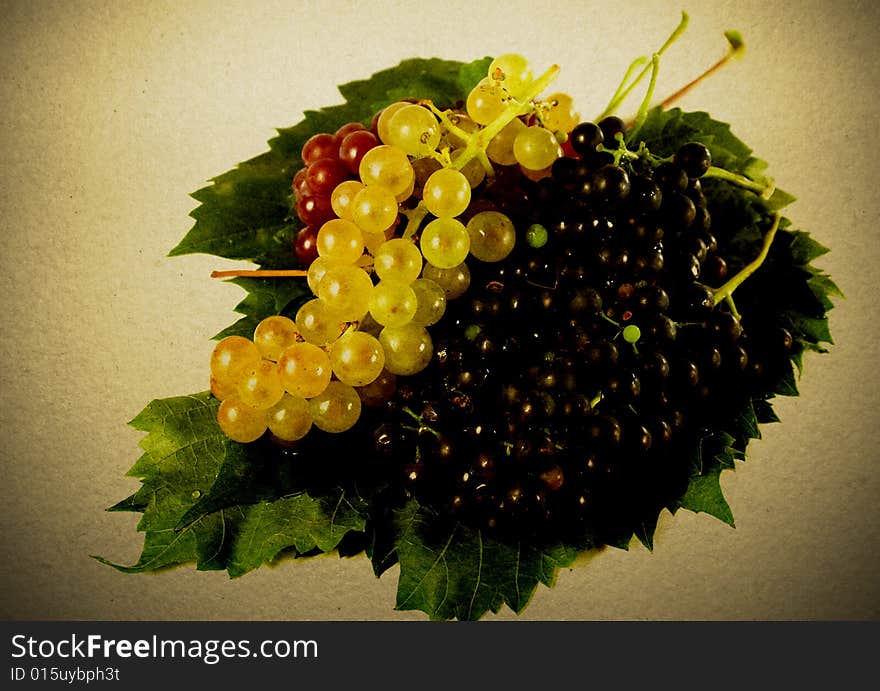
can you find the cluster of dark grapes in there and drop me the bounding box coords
[292,123,381,265]
[373,118,794,544]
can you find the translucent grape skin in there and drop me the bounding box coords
[294,298,346,346]
[488,53,533,98]
[277,342,332,398]
[466,79,508,125]
[420,217,470,269]
[315,265,373,322]
[373,238,423,283]
[210,336,261,392]
[351,186,398,234]
[385,104,441,157]
[359,145,415,197]
[421,261,471,299]
[514,126,560,170]
[309,380,362,433]
[486,118,526,166]
[237,358,285,410]
[369,280,418,327]
[379,324,433,376]
[422,168,471,218]
[267,394,313,442]
[329,331,386,386]
[316,218,364,264]
[253,315,299,361]
[330,180,365,221]
[467,211,517,262]
[217,398,268,443]
[376,102,411,145]
[410,278,447,326]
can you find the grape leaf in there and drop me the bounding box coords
[96,393,367,576]
[212,277,311,340]
[675,466,735,527]
[390,501,579,621]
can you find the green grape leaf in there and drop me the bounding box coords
[97,393,367,576]
[390,501,579,621]
[212,277,311,340]
[675,466,736,527]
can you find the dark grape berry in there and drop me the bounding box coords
[675,142,712,179]
[569,122,604,155]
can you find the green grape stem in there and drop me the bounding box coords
[627,54,660,142]
[401,201,430,239]
[597,11,689,121]
[703,166,775,198]
[710,212,781,307]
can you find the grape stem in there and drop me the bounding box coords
[703,166,775,198]
[710,211,781,308]
[627,54,660,142]
[211,269,308,278]
[656,30,745,111]
[401,201,430,239]
[597,11,689,121]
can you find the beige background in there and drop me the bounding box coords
[1,0,877,620]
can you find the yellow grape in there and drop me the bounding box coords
[359,145,415,198]
[309,380,362,433]
[467,211,517,262]
[330,180,365,221]
[315,265,373,321]
[488,53,533,98]
[294,298,346,345]
[385,104,441,157]
[376,101,411,144]
[253,315,299,361]
[217,398,268,443]
[466,78,508,125]
[316,218,364,264]
[421,261,470,299]
[363,230,388,256]
[267,394,312,442]
[486,118,526,166]
[237,358,285,410]
[369,280,417,327]
[420,217,470,269]
[422,168,471,218]
[379,324,433,376]
[410,278,446,326]
[210,375,237,401]
[277,341,332,398]
[373,238,423,283]
[306,256,333,295]
[541,92,580,133]
[513,126,560,170]
[210,336,261,392]
[352,185,398,234]
[329,331,385,386]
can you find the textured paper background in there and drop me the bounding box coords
[1,0,877,620]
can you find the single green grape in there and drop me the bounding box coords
[266,394,313,442]
[420,217,470,269]
[623,324,642,344]
[210,336,261,393]
[466,78,508,125]
[359,145,415,198]
[217,398,268,443]
[540,92,579,133]
[373,238,423,283]
[294,298,346,346]
[486,118,526,166]
[376,101,411,145]
[513,125,560,170]
[525,223,548,249]
[422,168,471,218]
[421,261,470,299]
[316,218,364,264]
[352,185,399,235]
[410,278,446,326]
[379,324,433,376]
[330,180,365,221]
[277,341,332,398]
[369,280,417,327]
[237,358,285,410]
[385,104,441,157]
[253,315,300,361]
[488,53,533,98]
[309,380,361,433]
[467,211,516,262]
[306,256,333,295]
[329,330,385,386]
[315,265,373,321]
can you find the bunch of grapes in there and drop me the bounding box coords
[208,52,791,545]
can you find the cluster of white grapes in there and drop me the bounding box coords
[211,54,579,444]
